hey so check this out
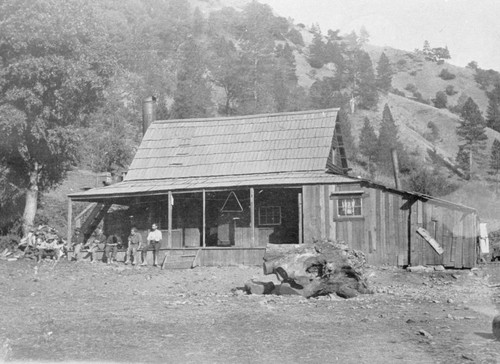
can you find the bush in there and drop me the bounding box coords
[405,83,417,93]
[391,88,405,97]
[397,59,408,70]
[403,167,459,197]
[432,91,447,108]
[409,70,417,76]
[423,121,440,142]
[439,69,456,80]
[0,233,20,252]
[445,85,457,96]
[286,28,304,46]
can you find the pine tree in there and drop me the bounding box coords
[356,51,379,109]
[308,30,325,68]
[377,104,400,172]
[359,117,378,176]
[486,84,500,132]
[456,97,488,178]
[171,37,213,119]
[486,98,500,132]
[376,52,393,92]
[489,139,500,193]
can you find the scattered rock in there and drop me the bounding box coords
[418,329,433,339]
[433,265,445,271]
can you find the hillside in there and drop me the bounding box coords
[5,0,500,234]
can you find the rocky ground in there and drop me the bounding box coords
[0,258,499,364]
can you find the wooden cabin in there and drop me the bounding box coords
[68,108,478,268]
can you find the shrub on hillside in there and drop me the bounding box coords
[286,28,304,46]
[391,88,405,97]
[405,83,418,93]
[403,166,459,197]
[445,85,458,96]
[396,59,407,70]
[409,70,417,76]
[432,91,447,108]
[439,69,456,80]
[423,121,440,142]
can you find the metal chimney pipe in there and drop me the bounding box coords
[391,148,401,190]
[142,96,156,135]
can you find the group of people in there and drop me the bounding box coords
[19,225,66,262]
[72,224,163,266]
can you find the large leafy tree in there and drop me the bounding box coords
[0,0,116,234]
[456,97,488,179]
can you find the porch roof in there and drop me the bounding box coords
[69,171,357,201]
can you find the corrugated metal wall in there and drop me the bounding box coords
[303,184,477,268]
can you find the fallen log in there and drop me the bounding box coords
[262,240,372,299]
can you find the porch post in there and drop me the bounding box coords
[168,191,173,248]
[202,189,206,248]
[250,187,255,246]
[298,192,303,244]
[67,198,73,245]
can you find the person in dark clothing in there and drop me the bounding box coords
[105,233,121,264]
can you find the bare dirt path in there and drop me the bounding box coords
[0,259,499,363]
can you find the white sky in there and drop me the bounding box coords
[260,0,500,70]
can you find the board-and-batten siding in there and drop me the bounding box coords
[302,184,477,268]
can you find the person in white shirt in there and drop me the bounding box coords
[142,223,162,266]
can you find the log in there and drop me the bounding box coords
[263,240,372,298]
[244,280,275,295]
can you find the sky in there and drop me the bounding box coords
[259,0,500,70]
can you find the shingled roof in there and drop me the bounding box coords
[70,108,354,201]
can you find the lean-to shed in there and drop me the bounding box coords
[68,108,478,268]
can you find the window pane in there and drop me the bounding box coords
[337,197,362,217]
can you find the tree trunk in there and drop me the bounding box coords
[469,147,473,179]
[22,163,40,236]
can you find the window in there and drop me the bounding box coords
[259,206,281,225]
[337,197,362,217]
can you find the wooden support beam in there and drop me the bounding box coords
[298,192,303,244]
[250,188,255,246]
[417,227,444,255]
[67,198,73,245]
[202,189,206,248]
[168,191,173,248]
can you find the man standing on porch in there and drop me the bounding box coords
[144,223,162,267]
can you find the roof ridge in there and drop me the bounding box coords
[154,108,340,124]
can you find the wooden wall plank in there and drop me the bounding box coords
[324,185,330,240]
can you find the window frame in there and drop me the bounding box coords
[337,196,363,217]
[330,191,366,220]
[258,205,282,226]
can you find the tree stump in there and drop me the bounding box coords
[263,240,372,299]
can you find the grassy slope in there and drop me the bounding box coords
[46,6,500,231]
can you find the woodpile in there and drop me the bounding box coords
[245,240,373,299]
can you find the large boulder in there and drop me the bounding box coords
[262,240,372,299]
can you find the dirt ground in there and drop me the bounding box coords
[0,258,499,364]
